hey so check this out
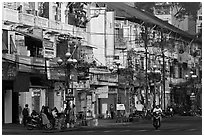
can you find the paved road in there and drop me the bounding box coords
[3,116,202,135]
[49,116,202,135]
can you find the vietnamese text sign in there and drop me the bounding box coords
[43,41,55,58]
[32,57,45,74]
[96,86,108,98]
[116,104,125,110]
[46,60,65,80]
[2,62,17,80]
[18,55,32,72]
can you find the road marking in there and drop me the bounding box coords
[120,130,131,132]
[104,130,113,132]
[86,131,95,133]
[187,129,197,131]
[137,130,148,132]
[171,129,180,131]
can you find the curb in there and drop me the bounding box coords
[42,127,82,133]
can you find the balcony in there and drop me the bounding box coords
[48,20,62,31]
[19,13,35,26]
[61,23,73,34]
[2,8,19,24]
[73,26,86,39]
[62,23,73,31]
[115,38,127,50]
[35,16,49,28]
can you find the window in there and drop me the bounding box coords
[178,66,182,78]
[199,16,202,20]
[170,66,175,78]
[114,56,119,60]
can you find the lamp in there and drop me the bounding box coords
[147,64,160,108]
[57,58,63,65]
[65,52,71,58]
[185,71,197,112]
[57,52,77,109]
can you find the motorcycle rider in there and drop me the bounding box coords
[152,105,163,126]
[153,105,163,113]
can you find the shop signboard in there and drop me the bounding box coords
[32,57,45,74]
[2,62,17,80]
[2,54,17,80]
[190,96,196,100]
[71,80,90,89]
[43,41,55,59]
[46,60,65,80]
[96,86,108,98]
[116,104,125,110]
[31,88,41,97]
[89,67,110,74]
[108,87,117,94]
[98,73,118,83]
[17,55,32,72]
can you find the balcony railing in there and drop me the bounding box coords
[62,23,73,31]
[35,16,49,28]
[19,13,35,26]
[49,20,62,31]
[2,8,19,23]
[73,26,86,39]
[61,23,73,35]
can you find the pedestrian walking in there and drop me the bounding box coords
[64,102,71,128]
[22,104,29,126]
[18,105,22,124]
[110,104,114,119]
[69,104,76,128]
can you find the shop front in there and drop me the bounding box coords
[46,59,66,111]
[2,53,18,124]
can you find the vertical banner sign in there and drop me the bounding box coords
[43,41,55,59]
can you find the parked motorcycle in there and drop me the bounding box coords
[152,111,161,130]
[27,113,52,130]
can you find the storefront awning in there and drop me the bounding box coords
[99,2,194,39]
[81,44,97,49]
[15,30,51,43]
[2,41,8,51]
[170,78,188,87]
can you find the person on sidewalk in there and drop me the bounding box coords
[110,104,114,119]
[69,104,76,128]
[64,102,71,128]
[22,104,30,127]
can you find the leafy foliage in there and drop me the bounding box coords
[134,2,156,13]
[134,2,201,20]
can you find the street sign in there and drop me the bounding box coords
[65,96,74,101]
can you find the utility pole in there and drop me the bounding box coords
[144,25,149,109]
[161,30,166,111]
[140,24,148,109]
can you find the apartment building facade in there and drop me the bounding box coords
[2,2,201,124]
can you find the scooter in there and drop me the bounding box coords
[152,111,161,130]
[27,114,52,130]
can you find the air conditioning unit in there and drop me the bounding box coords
[93,9,100,17]
[55,14,61,21]
[124,20,128,26]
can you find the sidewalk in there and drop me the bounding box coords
[2,118,135,134]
